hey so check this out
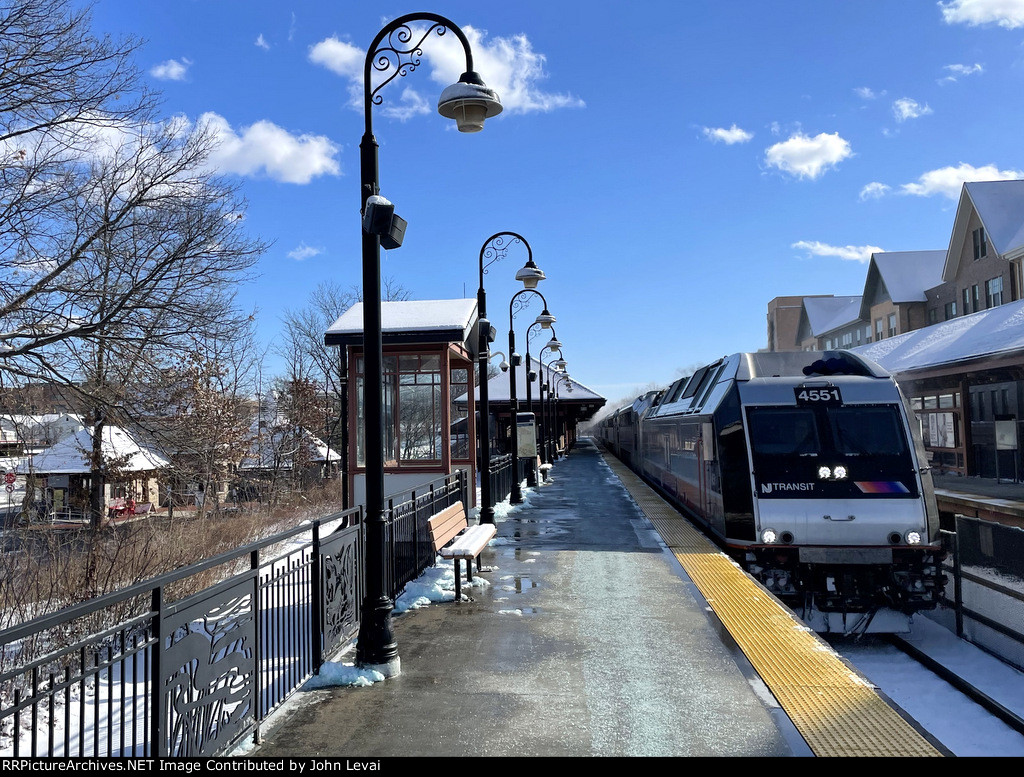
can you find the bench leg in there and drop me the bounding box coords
[466,558,474,584]
[454,559,462,602]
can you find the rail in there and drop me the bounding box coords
[0,471,465,758]
[937,516,1024,673]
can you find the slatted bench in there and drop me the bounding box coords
[428,501,496,602]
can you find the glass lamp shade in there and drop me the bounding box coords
[437,76,502,133]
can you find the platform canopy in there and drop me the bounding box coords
[325,298,479,351]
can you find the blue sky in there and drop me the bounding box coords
[87,0,1024,405]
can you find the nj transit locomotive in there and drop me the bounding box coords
[596,350,945,634]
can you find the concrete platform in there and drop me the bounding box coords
[248,439,806,758]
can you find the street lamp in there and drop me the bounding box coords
[553,372,574,455]
[523,321,554,485]
[356,13,501,676]
[477,232,545,522]
[538,339,564,465]
[508,290,554,503]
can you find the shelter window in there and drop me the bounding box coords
[450,368,470,460]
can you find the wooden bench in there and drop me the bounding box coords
[428,501,496,602]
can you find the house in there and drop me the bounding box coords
[18,425,169,521]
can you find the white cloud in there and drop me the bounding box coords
[860,182,891,200]
[940,0,1024,28]
[764,132,852,179]
[287,243,323,261]
[702,124,753,144]
[150,58,192,81]
[308,25,584,117]
[256,34,270,51]
[944,63,984,78]
[900,162,1024,199]
[308,36,363,79]
[792,240,883,263]
[855,87,876,99]
[893,98,933,122]
[200,112,341,184]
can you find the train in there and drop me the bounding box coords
[595,350,946,634]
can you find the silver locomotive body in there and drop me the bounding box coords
[597,350,945,634]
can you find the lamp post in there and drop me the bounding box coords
[477,232,545,522]
[538,339,564,465]
[508,291,555,503]
[356,13,501,676]
[522,322,547,486]
[553,372,574,455]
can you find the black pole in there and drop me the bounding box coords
[507,287,549,502]
[354,12,478,676]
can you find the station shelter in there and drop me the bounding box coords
[325,299,479,509]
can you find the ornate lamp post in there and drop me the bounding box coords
[522,322,549,485]
[538,338,564,465]
[553,372,574,455]
[356,13,501,676]
[508,291,555,503]
[477,232,545,522]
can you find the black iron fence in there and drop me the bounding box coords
[0,471,466,758]
[935,515,1024,672]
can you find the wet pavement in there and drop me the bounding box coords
[248,439,805,758]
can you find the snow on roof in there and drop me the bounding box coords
[870,250,946,303]
[466,355,604,404]
[22,425,170,474]
[966,180,1024,257]
[852,297,1024,374]
[803,295,863,336]
[325,299,478,342]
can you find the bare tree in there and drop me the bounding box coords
[0,1,266,530]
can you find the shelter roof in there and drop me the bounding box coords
[324,299,478,348]
[852,297,1024,375]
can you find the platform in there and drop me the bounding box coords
[248,438,945,758]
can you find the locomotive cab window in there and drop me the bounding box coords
[747,408,819,455]
[829,406,908,457]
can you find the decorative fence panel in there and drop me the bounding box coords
[0,471,462,758]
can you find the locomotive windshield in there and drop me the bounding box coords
[746,404,918,498]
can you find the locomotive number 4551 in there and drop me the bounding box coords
[794,386,842,405]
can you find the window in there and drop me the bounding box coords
[973,284,980,311]
[875,318,884,340]
[887,313,897,337]
[865,325,872,343]
[842,332,853,347]
[943,301,956,320]
[355,353,445,465]
[824,338,832,350]
[986,276,1004,308]
[962,288,971,315]
[928,308,938,325]
[973,227,988,260]
[450,368,470,460]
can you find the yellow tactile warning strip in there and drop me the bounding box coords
[602,452,943,758]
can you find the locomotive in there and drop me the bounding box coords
[596,350,945,634]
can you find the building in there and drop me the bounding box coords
[325,299,480,509]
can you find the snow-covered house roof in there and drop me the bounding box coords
[860,250,946,317]
[239,423,341,471]
[802,296,863,338]
[943,180,1024,280]
[324,299,479,349]
[21,425,170,475]
[852,297,1024,375]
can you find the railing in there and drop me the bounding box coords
[488,454,514,509]
[0,471,465,758]
[934,516,1024,672]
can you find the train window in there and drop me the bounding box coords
[681,366,710,399]
[746,408,819,455]
[694,364,725,408]
[829,406,907,457]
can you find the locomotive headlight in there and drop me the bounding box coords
[817,466,831,480]
[833,465,848,480]
[905,530,923,545]
[761,528,778,544]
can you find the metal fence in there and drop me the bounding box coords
[933,515,1024,672]
[0,471,466,758]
